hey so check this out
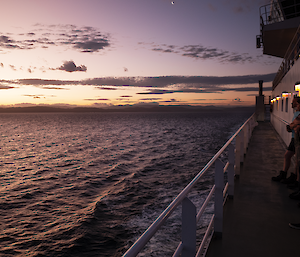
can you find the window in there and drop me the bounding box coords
[286,98,289,112]
[282,99,284,111]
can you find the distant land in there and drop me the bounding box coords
[0,105,255,113]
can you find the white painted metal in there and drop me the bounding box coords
[235,134,241,176]
[196,185,215,223]
[172,242,183,257]
[182,197,197,257]
[122,113,257,257]
[240,129,244,163]
[196,214,215,257]
[228,143,235,198]
[214,159,224,237]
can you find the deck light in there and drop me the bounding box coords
[295,81,300,92]
[282,92,291,98]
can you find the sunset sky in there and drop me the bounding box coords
[0,0,280,108]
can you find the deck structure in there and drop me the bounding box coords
[206,121,300,257]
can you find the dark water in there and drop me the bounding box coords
[0,110,253,256]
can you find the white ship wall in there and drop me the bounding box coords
[271,58,300,146]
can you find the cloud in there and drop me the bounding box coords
[195,99,228,101]
[232,97,242,102]
[8,73,275,94]
[141,42,274,64]
[17,78,77,86]
[0,35,22,49]
[80,73,276,88]
[0,24,111,53]
[0,85,14,89]
[95,86,118,90]
[42,86,67,90]
[160,98,183,103]
[9,65,17,71]
[137,89,175,95]
[23,94,44,99]
[57,61,87,73]
[84,98,110,101]
[139,98,162,101]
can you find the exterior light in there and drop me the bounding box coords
[295,81,300,92]
[276,96,280,100]
[282,92,291,97]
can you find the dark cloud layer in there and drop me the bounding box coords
[0,24,111,53]
[148,42,259,64]
[0,85,14,89]
[79,73,276,88]
[3,73,275,94]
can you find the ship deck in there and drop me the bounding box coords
[206,121,300,257]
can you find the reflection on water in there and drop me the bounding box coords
[0,110,252,256]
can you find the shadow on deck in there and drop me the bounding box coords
[206,121,300,257]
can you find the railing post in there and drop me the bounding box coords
[240,129,244,163]
[244,123,248,152]
[214,159,224,238]
[248,122,251,145]
[235,134,241,177]
[182,197,196,257]
[228,143,235,199]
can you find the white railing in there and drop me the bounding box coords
[122,113,257,257]
[259,1,300,27]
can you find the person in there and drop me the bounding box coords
[272,96,300,184]
[288,99,300,202]
[287,98,300,229]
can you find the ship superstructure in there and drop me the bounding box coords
[258,0,300,145]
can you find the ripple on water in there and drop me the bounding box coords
[0,110,253,256]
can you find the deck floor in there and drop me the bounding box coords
[206,121,300,257]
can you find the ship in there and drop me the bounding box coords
[122,1,300,256]
[256,0,300,145]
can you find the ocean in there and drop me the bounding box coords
[0,109,253,256]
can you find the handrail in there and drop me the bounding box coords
[272,113,290,125]
[122,113,257,257]
[259,1,300,27]
[259,2,284,26]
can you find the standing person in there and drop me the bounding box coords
[272,96,300,183]
[287,98,300,229]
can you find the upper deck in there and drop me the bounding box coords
[257,0,300,58]
[257,1,300,89]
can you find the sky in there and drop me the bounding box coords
[0,0,282,108]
